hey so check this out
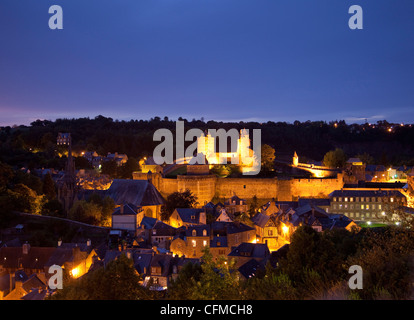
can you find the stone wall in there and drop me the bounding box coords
[133,172,345,204]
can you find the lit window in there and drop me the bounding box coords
[361,205,365,210]
[366,205,369,210]
[345,197,348,202]
[203,240,207,247]
[350,197,354,202]
[390,198,394,203]
[378,204,382,209]
[192,240,196,247]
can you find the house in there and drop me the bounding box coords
[136,216,158,243]
[146,254,173,290]
[210,221,256,250]
[228,243,270,269]
[237,258,265,280]
[169,221,255,260]
[143,253,200,290]
[345,158,366,183]
[209,236,230,258]
[214,208,234,222]
[224,195,248,215]
[105,152,128,166]
[365,165,389,182]
[2,270,48,300]
[298,198,331,213]
[57,239,97,276]
[111,203,144,233]
[0,243,93,281]
[260,199,281,216]
[169,208,206,228]
[150,221,178,250]
[169,225,210,258]
[251,212,278,250]
[0,241,96,299]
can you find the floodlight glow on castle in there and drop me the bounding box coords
[153,121,261,175]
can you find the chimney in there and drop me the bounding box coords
[120,204,124,214]
[22,242,30,255]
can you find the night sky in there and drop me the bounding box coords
[1,0,413,126]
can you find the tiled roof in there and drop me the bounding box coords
[251,212,271,228]
[238,259,264,279]
[112,203,141,215]
[228,243,269,258]
[175,208,204,224]
[210,221,254,235]
[81,179,165,207]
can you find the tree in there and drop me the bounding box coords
[161,189,198,221]
[355,152,374,165]
[248,195,259,217]
[119,157,140,179]
[8,183,45,215]
[167,262,203,300]
[101,196,115,227]
[49,254,153,300]
[190,247,242,300]
[323,148,347,168]
[347,228,414,299]
[42,173,56,200]
[261,144,276,172]
[100,160,118,178]
[0,162,14,192]
[68,200,101,225]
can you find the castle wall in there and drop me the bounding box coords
[133,172,345,204]
[177,175,217,205]
[216,177,277,200]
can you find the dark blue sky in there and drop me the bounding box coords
[1,0,413,126]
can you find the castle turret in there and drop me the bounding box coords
[293,151,299,167]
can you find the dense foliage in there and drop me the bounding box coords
[167,226,414,300]
[1,116,414,171]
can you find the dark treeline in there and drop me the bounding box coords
[1,115,414,169]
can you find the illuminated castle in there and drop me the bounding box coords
[196,129,258,173]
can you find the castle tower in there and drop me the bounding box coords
[293,151,299,167]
